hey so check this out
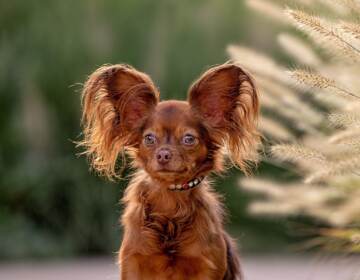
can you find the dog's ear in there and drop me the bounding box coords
[80,64,159,178]
[188,63,260,173]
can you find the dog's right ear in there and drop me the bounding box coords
[80,64,159,179]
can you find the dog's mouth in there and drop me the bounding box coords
[152,167,190,182]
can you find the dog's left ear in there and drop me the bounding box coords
[188,63,260,173]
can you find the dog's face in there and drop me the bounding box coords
[137,101,210,183]
[80,63,259,183]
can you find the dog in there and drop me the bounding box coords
[79,62,259,279]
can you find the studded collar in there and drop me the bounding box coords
[168,175,205,191]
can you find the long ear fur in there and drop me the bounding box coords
[188,63,260,174]
[79,64,159,179]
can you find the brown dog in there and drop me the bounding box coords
[80,63,259,279]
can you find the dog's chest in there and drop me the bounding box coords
[120,185,227,279]
[143,206,196,256]
[139,212,218,279]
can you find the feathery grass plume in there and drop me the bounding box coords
[236,0,360,254]
[289,69,336,88]
[329,193,360,225]
[289,69,356,107]
[320,64,360,95]
[259,93,315,132]
[291,136,337,171]
[260,90,280,108]
[260,93,321,133]
[340,21,360,39]
[317,0,349,15]
[246,0,289,24]
[288,69,360,99]
[240,178,338,201]
[258,77,324,125]
[286,8,360,59]
[249,201,299,215]
[336,139,360,148]
[240,178,346,218]
[329,129,360,144]
[318,228,360,252]
[259,116,295,141]
[305,156,360,183]
[302,135,357,157]
[240,177,285,197]
[271,144,327,164]
[329,148,360,162]
[329,112,360,127]
[337,23,360,52]
[299,75,352,108]
[345,101,360,112]
[227,45,292,85]
[278,33,322,66]
[335,0,360,13]
[295,0,313,6]
[339,21,360,48]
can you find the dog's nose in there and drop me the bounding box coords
[156,149,172,164]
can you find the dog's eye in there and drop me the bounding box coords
[144,134,156,145]
[182,134,197,146]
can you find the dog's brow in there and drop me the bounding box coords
[164,128,171,144]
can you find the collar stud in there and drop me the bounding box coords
[168,176,204,191]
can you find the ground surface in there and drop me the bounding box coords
[0,255,359,280]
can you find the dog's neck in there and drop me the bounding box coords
[168,175,205,191]
[125,171,209,215]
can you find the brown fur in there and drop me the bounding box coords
[79,63,259,279]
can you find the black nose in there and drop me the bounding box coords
[156,149,172,164]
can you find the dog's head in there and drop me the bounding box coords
[80,63,259,184]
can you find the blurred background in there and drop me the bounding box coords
[1,0,359,279]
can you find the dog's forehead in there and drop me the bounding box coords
[149,100,195,128]
[154,101,189,119]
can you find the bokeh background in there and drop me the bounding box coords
[0,0,358,279]
[0,0,294,260]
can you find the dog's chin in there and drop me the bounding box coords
[148,167,190,183]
